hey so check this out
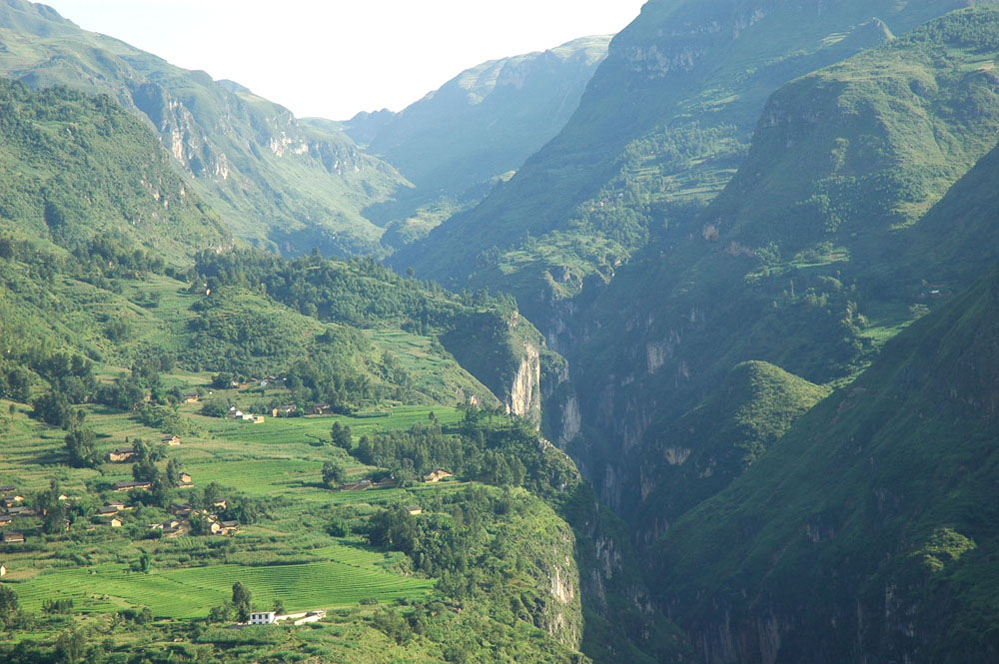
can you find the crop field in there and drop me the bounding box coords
[0,396,457,621]
[12,554,434,619]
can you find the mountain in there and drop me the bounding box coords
[0,0,408,256]
[897,140,999,286]
[633,362,829,537]
[0,78,229,260]
[390,0,961,312]
[346,36,611,247]
[569,5,999,515]
[652,261,999,663]
[0,70,688,664]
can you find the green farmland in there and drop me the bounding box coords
[13,555,433,619]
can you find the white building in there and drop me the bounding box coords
[249,611,276,625]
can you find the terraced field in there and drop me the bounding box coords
[13,553,433,619]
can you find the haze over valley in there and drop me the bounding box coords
[0,1,998,662]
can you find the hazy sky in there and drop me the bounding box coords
[40,0,647,120]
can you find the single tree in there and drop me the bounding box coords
[322,461,347,489]
[330,422,352,449]
[232,582,252,623]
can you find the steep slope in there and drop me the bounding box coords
[571,6,999,514]
[652,263,999,663]
[348,35,611,239]
[0,78,229,260]
[635,362,829,538]
[392,0,960,319]
[0,0,408,256]
[897,140,999,285]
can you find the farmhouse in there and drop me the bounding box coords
[406,506,423,516]
[108,447,136,463]
[271,404,296,417]
[220,520,239,535]
[97,505,120,516]
[112,481,152,492]
[3,493,23,506]
[162,435,182,446]
[7,506,36,517]
[170,504,193,517]
[423,469,453,483]
[179,473,194,488]
[0,516,11,527]
[1,531,25,543]
[250,612,276,625]
[310,403,332,416]
[97,516,123,528]
[182,393,200,404]
[339,479,373,492]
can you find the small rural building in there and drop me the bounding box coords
[0,516,11,527]
[406,506,423,516]
[0,564,6,577]
[97,516,123,528]
[182,393,200,404]
[7,507,36,517]
[423,469,453,483]
[220,520,239,535]
[163,526,183,538]
[162,435,182,446]
[250,612,276,625]
[108,447,136,463]
[272,404,296,417]
[97,505,120,516]
[112,481,152,492]
[1,531,25,544]
[2,494,23,506]
[310,404,332,416]
[213,499,227,510]
[171,504,193,516]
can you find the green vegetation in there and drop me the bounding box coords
[653,264,999,662]
[0,0,409,256]
[0,79,229,260]
[637,361,830,528]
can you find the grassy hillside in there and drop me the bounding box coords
[635,362,829,534]
[569,5,999,517]
[653,263,999,663]
[0,78,229,260]
[0,0,408,256]
[391,0,962,319]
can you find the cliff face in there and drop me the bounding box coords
[506,341,541,422]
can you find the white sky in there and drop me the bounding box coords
[39,0,647,120]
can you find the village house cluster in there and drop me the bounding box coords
[0,484,78,543]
